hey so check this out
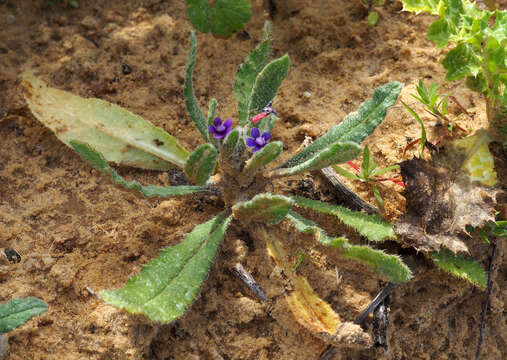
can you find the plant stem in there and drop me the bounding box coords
[475,239,498,360]
[232,263,268,302]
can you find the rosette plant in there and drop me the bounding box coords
[21,23,411,327]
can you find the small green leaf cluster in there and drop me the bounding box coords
[401,0,506,126]
[0,297,48,334]
[185,0,251,38]
[362,0,386,26]
[333,146,401,209]
[24,23,410,324]
[412,80,449,120]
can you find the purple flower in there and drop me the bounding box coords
[246,127,271,153]
[208,117,232,139]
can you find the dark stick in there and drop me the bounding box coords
[373,294,390,348]
[474,239,498,360]
[354,283,395,325]
[320,167,379,214]
[318,283,395,360]
[232,263,268,303]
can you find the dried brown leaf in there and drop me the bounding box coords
[395,138,499,254]
[263,227,371,348]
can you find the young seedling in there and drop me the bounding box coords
[361,0,386,26]
[333,146,403,210]
[22,23,411,346]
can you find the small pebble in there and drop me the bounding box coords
[122,63,132,75]
[4,248,21,264]
[303,91,312,98]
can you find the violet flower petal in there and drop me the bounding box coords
[246,137,256,147]
[261,132,271,141]
[224,118,232,128]
[251,127,260,138]
[214,117,222,126]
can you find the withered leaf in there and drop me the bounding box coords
[395,141,499,254]
[263,228,371,348]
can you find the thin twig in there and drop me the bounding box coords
[84,286,98,297]
[475,239,498,360]
[318,283,395,360]
[232,263,268,303]
[320,167,379,214]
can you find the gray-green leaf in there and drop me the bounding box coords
[101,213,231,323]
[431,248,487,289]
[242,141,283,178]
[234,22,272,125]
[71,141,206,197]
[343,246,412,283]
[286,211,348,247]
[292,196,395,242]
[269,141,361,178]
[184,143,218,185]
[247,55,290,125]
[0,297,48,334]
[233,193,294,225]
[21,72,189,170]
[207,98,218,127]
[282,82,402,168]
[287,211,411,282]
[184,31,209,142]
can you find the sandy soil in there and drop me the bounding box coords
[0,0,505,359]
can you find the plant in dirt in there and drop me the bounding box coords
[21,23,411,346]
[332,146,403,210]
[185,0,251,38]
[400,0,506,140]
[0,297,48,356]
[361,0,386,26]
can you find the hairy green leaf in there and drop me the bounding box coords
[184,31,208,142]
[286,211,348,247]
[248,55,290,125]
[220,128,239,161]
[283,82,402,168]
[270,141,361,178]
[186,0,251,38]
[234,22,272,125]
[431,248,487,289]
[343,246,412,283]
[242,141,283,178]
[0,297,48,334]
[292,196,395,242]
[287,211,411,282]
[184,143,218,185]
[233,193,294,225]
[71,141,206,197]
[21,72,189,170]
[255,114,278,135]
[207,98,218,126]
[101,213,231,323]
